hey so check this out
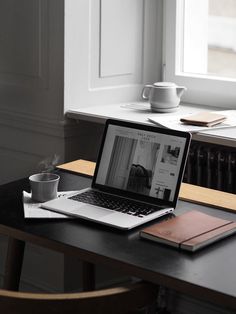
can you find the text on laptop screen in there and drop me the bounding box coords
[95,124,187,202]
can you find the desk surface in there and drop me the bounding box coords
[0,171,236,311]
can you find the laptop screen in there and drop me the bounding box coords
[93,119,191,207]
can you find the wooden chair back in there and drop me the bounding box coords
[0,281,157,314]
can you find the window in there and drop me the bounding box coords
[164,0,236,108]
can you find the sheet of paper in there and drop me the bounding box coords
[23,191,78,219]
[148,110,236,133]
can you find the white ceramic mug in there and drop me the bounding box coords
[29,173,60,202]
[142,82,186,112]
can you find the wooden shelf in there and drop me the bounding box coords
[57,159,236,213]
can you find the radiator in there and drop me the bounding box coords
[183,142,236,193]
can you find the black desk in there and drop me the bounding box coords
[0,171,236,311]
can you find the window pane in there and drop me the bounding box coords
[183,0,236,79]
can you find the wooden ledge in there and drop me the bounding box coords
[57,159,95,177]
[179,183,236,213]
[57,159,236,213]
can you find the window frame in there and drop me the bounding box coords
[163,0,236,109]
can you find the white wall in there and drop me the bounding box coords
[64,0,163,111]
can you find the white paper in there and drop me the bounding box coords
[23,191,78,219]
[148,110,236,133]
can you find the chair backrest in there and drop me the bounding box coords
[0,281,157,314]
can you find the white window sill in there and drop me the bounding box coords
[66,102,236,148]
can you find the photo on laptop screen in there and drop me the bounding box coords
[94,121,190,204]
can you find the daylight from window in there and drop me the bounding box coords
[183,0,236,79]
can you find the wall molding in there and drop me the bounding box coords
[0,0,49,89]
[0,107,81,138]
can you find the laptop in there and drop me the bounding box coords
[42,119,191,230]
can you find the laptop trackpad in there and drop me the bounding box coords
[70,203,114,219]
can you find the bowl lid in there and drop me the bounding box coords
[153,82,177,88]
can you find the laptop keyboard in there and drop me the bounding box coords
[68,190,161,218]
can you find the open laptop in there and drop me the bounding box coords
[42,119,191,230]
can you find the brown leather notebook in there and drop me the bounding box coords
[180,112,226,127]
[140,210,236,252]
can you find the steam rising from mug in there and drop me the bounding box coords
[38,154,60,173]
